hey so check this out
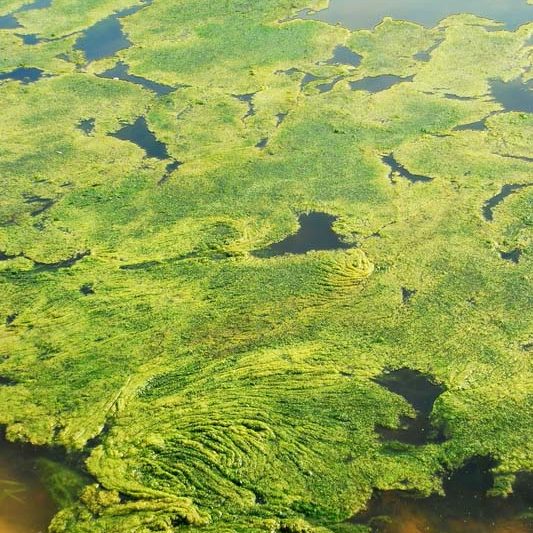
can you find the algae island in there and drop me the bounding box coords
[0,0,532,531]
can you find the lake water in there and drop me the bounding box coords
[296,0,533,30]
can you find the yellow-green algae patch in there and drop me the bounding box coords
[0,1,532,532]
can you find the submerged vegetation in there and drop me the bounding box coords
[0,0,532,531]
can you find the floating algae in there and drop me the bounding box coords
[0,0,532,532]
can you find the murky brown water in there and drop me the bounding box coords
[0,441,57,533]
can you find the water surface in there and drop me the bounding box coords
[74,1,153,62]
[295,0,533,30]
[98,61,175,96]
[253,212,352,257]
[0,67,44,84]
[110,116,169,159]
[352,457,532,532]
[382,154,433,184]
[482,184,532,222]
[0,439,57,533]
[350,75,412,93]
[373,368,444,445]
[490,78,533,113]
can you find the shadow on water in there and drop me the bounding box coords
[490,78,533,113]
[382,154,433,184]
[97,61,175,96]
[373,368,445,445]
[74,0,153,62]
[292,0,533,30]
[253,212,352,257]
[352,458,533,532]
[482,184,532,222]
[0,67,44,85]
[350,75,413,93]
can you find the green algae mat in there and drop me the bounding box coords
[0,0,532,531]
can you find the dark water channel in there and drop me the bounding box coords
[374,368,444,445]
[98,61,175,96]
[253,212,352,257]
[482,184,532,222]
[352,458,532,532]
[294,0,533,30]
[382,154,433,184]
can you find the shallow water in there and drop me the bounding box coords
[0,440,57,533]
[373,368,444,445]
[295,0,533,30]
[352,458,533,532]
[253,212,352,257]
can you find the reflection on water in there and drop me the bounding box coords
[0,440,57,533]
[352,458,533,533]
[295,0,533,30]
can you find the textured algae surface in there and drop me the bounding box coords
[0,0,532,531]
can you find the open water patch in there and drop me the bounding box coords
[0,67,45,84]
[98,61,175,96]
[500,248,521,263]
[350,75,412,93]
[253,212,352,257]
[110,116,169,159]
[482,183,532,222]
[351,457,532,532]
[324,45,362,67]
[0,14,21,29]
[291,0,533,30]
[110,116,182,184]
[17,0,52,13]
[74,0,153,62]
[232,93,256,119]
[382,154,433,184]
[373,368,444,445]
[490,78,533,113]
[77,118,95,135]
